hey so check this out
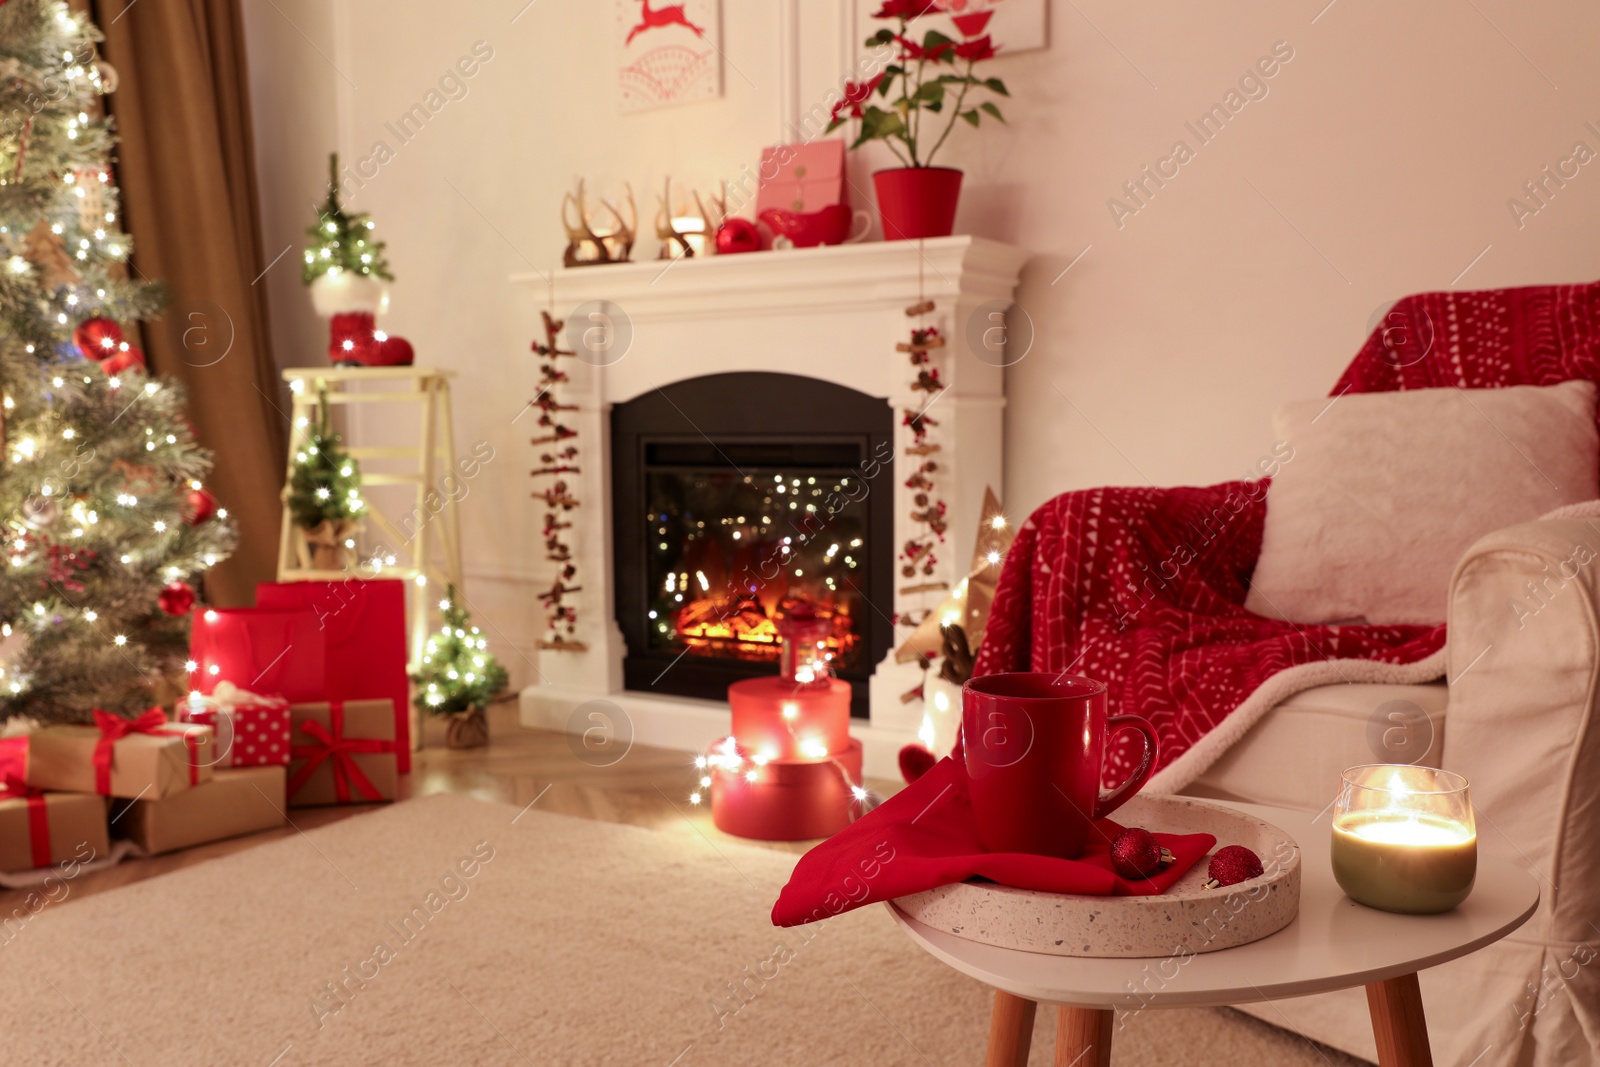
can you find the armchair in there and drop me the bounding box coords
[1199,514,1600,1065]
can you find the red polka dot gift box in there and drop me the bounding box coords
[178,681,293,768]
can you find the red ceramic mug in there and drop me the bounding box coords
[962,673,1159,858]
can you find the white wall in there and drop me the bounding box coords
[243,0,1600,682]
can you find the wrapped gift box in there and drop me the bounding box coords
[757,141,846,215]
[27,714,215,799]
[711,739,864,841]
[111,766,286,856]
[0,788,108,874]
[257,580,411,771]
[188,607,326,703]
[288,699,398,807]
[178,682,292,767]
[728,676,852,761]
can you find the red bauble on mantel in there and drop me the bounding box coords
[158,580,196,616]
[714,217,761,255]
[184,486,218,525]
[72,317,123,361]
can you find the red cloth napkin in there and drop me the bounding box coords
[772,757,1216,927]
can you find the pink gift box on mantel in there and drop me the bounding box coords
[757,141,846,216]
[179,682,292,768]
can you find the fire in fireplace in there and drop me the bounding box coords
[611,372,894,716]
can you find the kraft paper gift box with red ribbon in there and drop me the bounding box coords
[111,766,286,856]
[178,681,292,768]
[757,141,846,215]
[257,579,411,772]
[0,778,109,874]
[287,699,398,807]
[187,607,327,703]
[25,710,216,800]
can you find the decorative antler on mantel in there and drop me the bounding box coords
[562,179,637,267]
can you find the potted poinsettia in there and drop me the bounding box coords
[827,0,1009,240]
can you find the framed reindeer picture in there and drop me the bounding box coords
[615,0,723,113]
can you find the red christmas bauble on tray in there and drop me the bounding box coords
[184,486,218,525]
[1110,827,1168,879]
[158,580,196,616]
[1204,845,1265,888]
[72,317,124,361]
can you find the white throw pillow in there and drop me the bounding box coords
[1245,380,1599,626]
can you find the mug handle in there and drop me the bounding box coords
[845,208,873,244]
[1093,715,1160,819]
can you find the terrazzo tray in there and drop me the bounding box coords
[892,794,1300,958]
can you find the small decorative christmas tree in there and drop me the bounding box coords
[412,588,507,748]
[301,153,411,367]
[285,393,365,570]
[302,154,391,284]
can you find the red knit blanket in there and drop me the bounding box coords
[971,278,1600,788]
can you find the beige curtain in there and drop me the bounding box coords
[91,0,286,607]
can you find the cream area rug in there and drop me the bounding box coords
[0,795,1368,1065]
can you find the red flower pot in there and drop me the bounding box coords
[873,166,963,241]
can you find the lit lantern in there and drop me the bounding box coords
[776,604,831,689]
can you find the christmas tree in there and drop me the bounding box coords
[302,153,391,285]
[285,393,366,530]
[0,0,234,724]
[412,589,507,715]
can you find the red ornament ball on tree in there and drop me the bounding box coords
[184,486,218,525]
[101,344,145,376]
[1205,845,1265,888]
[158,580,196,616]
[72,317,124,361]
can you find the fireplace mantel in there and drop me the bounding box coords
[512,235,1029,779]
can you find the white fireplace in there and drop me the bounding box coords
[513,235,1029,778]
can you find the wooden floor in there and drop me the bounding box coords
[0,703,902,914]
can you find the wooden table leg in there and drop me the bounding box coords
[1365,972,1434,1067]
[1055,1006,1113,1067]
[986,990,1037,1067]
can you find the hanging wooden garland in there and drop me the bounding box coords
[896,298,951,703]
[530,310,585,652]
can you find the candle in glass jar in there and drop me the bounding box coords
[1330,765,1477,914]
[1332,813,1476,914]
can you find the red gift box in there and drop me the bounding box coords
[188,607,326,703]
[728,676,852,762]
[711,739,864,842]
[179,682,292,768]
[757,141,846,216]
[256,580,410,771]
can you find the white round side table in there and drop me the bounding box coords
[889,801,1538,1067]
